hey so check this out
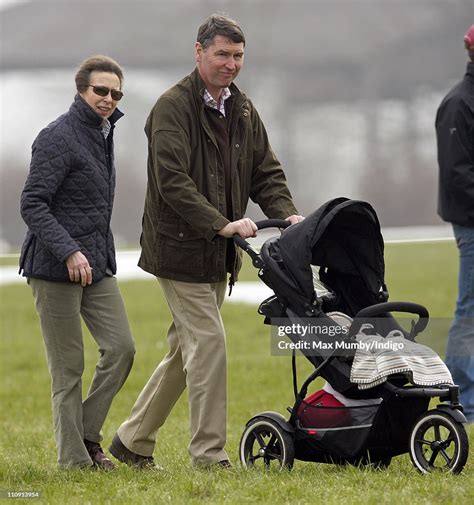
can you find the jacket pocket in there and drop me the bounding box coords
[19,232,35,273]
[72,231,98,270]
[156,221,205,277]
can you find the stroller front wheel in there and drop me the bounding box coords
[239,417,295,470]
[409,409,469,474]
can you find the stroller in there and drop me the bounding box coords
[235,198,469,474]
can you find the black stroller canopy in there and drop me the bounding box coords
[278,198,386,315]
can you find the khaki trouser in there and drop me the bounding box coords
[29,276,135,468]
[117,278,228,466]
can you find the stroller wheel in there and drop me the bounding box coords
[239,417,294,470]
[409,410,469,474]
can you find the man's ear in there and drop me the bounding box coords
[195,42,203,63]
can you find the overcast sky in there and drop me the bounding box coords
[0,0,28,11]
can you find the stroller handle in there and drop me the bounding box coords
[351,301,430,336]
[233,219,290,252]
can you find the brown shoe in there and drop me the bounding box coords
[84,440,116,471]
[109,434,161,469]
[217,460,233,469]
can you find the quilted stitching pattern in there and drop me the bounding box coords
[19,95,122,282]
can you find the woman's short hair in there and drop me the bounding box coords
[75,55,124,92]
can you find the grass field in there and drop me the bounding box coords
[0,241,472,504]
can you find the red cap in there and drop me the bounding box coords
[464,25,474,49]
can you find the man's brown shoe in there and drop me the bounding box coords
[109,434,161,469]
[84,440,116,471]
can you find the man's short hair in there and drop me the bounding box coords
[75,55,124,93]
[197,14,245,49]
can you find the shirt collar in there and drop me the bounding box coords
[102,118,111,138]
[202,87,231,116]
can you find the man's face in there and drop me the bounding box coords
[195,35,244,98]
[80,71,122,119]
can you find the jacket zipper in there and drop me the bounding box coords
[102,132,113,275]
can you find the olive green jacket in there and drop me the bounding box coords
[138,68,298,283]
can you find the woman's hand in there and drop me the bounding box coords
[66,251,93,286]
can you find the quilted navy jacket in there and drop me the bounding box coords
[19,94,123,283]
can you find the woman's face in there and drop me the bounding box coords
[80,71,122,119]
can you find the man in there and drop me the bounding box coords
[20,55,136,468]
[109,14,303,468]
[436,25,474,422]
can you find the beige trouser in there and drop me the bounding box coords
[29,276,135,468]
[117,277,228,466]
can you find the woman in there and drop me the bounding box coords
[19,55,135,469]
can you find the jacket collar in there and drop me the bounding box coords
[70,94,124,127]
[466,62,474,82]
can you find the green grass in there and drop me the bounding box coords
[0,241,472,504]
[0,255,19,267]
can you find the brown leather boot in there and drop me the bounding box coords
[109,434,161,469]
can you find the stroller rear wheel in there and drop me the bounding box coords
[240,417,295,470]
[409,410,468,474]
